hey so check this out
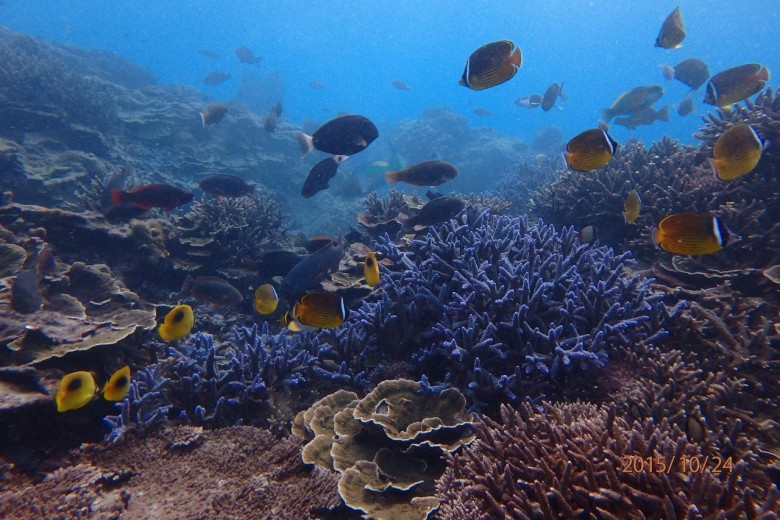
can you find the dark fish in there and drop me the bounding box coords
[655,6,685,49]
[280,235,343,301]
[426,189,444,200]
[473,108,492,116]
[203,71,231,85]
[579,225,595,243]
[513,94,543,108]
[309,81,326,90]
[704,64,770,107]
[200,102,228,127]
[541,82,565,111]
[306,236,338,253]
[296,115,379,156]
[198,48,220,60]
[11,267,42,314]
[111,184,193,211]
[709,124,766,181]
[37,246,56,278]
[258,250,303,278]
[677,95,695,116]
[103,203,148,222]
[235,46,261,65]
[460,40,522,91]
[385,160,458,187]
[652,212,739,255]
[181,275,242,307]
[198,174,255,197]
[614,105,670,129]
[602,85,664,121]
[391,80,411,91]
[264,110,277,133]
[404,196,465,229]
[302,155,348,198]
[661,58,710,90]
[564,128,619,171]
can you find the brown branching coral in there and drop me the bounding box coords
[0,425,341,520]
[357,189,420,242]
[436,402,780,519]
[174,193,289,270]
[528,137,709,252]
[695,86,780,152]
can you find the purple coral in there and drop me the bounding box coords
[343,208,681,407]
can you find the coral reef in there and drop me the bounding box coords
[104,324,331,441]
[357,189,420,241]
[490,159,559,215]
[334,208,678,409]
[436,402,780,518]
[294,380,477,520]
[0,425,341,519]
[173,192,289,271]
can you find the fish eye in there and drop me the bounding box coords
[67,378,82,392]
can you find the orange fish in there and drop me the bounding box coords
[460,40,522,91]
[652,213,739,255]
[564,129,619,171]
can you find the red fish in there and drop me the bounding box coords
[111,184,193,211]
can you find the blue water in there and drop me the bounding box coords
[2,0,778,147]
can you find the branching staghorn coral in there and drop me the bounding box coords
[104,324,330,441]
[175,193,289,270]
[436,401,780,519]
[490,159,558,215]
[340,208,679,409]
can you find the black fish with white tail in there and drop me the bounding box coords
[296,115,378,156]
[302,155,348,198]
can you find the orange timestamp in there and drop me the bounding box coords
[620,455,734,474]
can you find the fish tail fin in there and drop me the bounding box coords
[200,111,207,128]
[660,64,675,81]
[757,66,770,82]
[651,228,662,249]
[563,152,574,169]
[509,46,522,66]
[601,109,614,122]
[385,170,400,183]
[657,105,670,122]
[181,275,195,294]
[110,189,124,206]
[296,132,315,157]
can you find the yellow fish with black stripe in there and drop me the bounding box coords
[709,124,766,181]
[652,212,739,255]
[364,251,380,287]
[158,304,195,341]
[56,366,132,411]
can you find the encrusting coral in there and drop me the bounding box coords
[294,379,477,520]
[436,401,780,519]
